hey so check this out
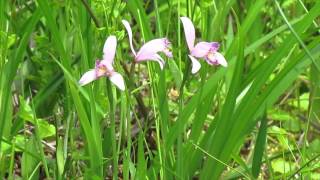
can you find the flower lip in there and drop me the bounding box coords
[209,42,220,52]
[205,52,228,67]
[205,53,219,65]
[135,38,173,61]
[95,60,114,77]
[191,42,220,58]
[163,38,173,58]
[164,50,173,58]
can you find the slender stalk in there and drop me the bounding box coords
[30,93,50,178]
[106,81,118,179]
[79,0,101,28]
[287,153,320,179]
[8,138,15,180]
[121,61,149,120]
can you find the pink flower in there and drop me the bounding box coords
[180,17,227,74]
[79,35,125,91]
[122,20,173,70]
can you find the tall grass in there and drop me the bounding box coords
[1,0,320,179]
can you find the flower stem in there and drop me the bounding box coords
[121,61,149,120]
[80,0,101,28]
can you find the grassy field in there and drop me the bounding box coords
[1,0,320,179]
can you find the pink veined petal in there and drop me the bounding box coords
[102,35,117,65]
[152,54,165,70]
[180,17,196,51]
[191,41,220,58]
[206,52,228,67]
[214,52,228,67]
[163,48,173,58]
[136,38,168,60]
[79,69,98,86]
[109,72,125,91]
[136,53,165,70]
[122,20,136,56]
[188,55,201,74]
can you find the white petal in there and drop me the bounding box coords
[122,20,136,56]
[153,54,165,70]
[136,38,169,60]
[102,35,117,65]
[180,17,196,51]
[79,69,97,86]
[188,55,201,74]
[109,72,125,91]
[137,53,165,70]
[214,52,228,67]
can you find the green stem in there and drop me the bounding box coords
[121,61,149,120]
[80,0,101,28]
[106,81,118,179]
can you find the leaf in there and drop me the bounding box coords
[283,118,301,132]
[307,139,320,155]
[271,158,294,174]
[135,133,147,179]
[268,109,294,121]
[56,138,65,177]
[37,119,56,138]
[252,114,268,178]
[290,93,309,111]
[21,137,40,180]
[0,135,26,153]
[268,126,290,150]
[18,96,56,138]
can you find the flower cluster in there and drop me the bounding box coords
[79,17,227,90]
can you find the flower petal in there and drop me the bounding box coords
[188,55,201,74]
[152,54,165,70]
[102,35,117,65]
[109,72,125,91]
[122,20,136,56]
[214,52,228,67]
[136,38,171,60]
[180,17,196,51]
[206,52,228,67]
[79,69,98,86]
[96,60,114,73]
[136,53,165,70]
[163,48,173,58]
[191,42,220,58]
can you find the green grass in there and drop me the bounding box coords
[1,0,320,179]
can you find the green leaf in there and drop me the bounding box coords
[252,114,268,178]
[56,137,64,177]
[271,158,294,174]
[18,96,55,138]
[268,109,294,121]
[135,133,147,179]
[290,93,309,111]
[21,137,40,180]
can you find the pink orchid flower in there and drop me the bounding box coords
[122,20,173,69]
[180,17,227,74]
[79,35,125,91]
